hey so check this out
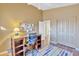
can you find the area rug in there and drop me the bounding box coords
[25,45,73,56]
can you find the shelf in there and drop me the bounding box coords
[16,50,24,55]
[11,35,27,56]
[36,43,41,46]
[15,44,23,49]
[11,35,41,56]
[37,40,41,41]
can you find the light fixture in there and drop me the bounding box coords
[0,26,7,31]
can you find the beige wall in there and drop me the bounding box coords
[1,3,79,53]
[43,4,79,48]
[0,3,42,52]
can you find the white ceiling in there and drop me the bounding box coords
[29,3,76,10]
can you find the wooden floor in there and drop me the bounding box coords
[52,43,79,56]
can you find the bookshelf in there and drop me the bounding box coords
[11,36,26,56]
[35,35,41,49]
[11,35,41,56]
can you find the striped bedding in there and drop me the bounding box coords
[25,45,73,56]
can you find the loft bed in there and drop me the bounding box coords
[11,34,41,56]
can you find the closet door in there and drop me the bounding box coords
[57,17,67,45]
[62,17,68,45]
[53,16,79,48]
[64,17,73,47]
[57,16,75,47]
[57,16,77,48]
[57,17,63,44]
[73,16,79,48]
[50,17,58,43]
[68,17,75,47]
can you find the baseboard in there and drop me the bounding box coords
[0,51,8,56]
[50,41,58,45]
[51,41,78,51]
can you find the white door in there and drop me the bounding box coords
[39,20,50,48]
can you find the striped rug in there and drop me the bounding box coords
[25,45,73,56]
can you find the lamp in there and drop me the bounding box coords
[13,28,20,36]
[14,28,20,32]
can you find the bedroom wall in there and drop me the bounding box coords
[0,3,42,52]
[1,3,79,54]
[43,4,79,48]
